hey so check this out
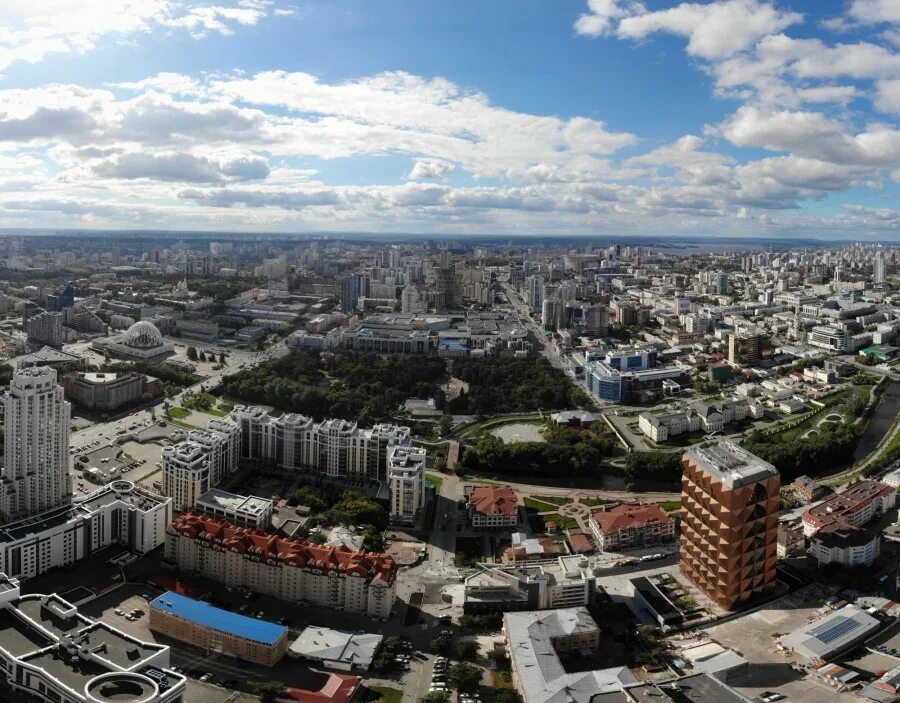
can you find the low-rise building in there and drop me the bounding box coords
[150,591,288,666]
[780,605,880,663]
[777,522,806,558]
[589,502,675,552]
[63,371,148,411]
[0,574,186,703]
[466,485,519,529]
[195,488,273,529]
[802,480,896,537]
[165,512,397,618]
[288,627,382,672]
[809,523,881,568]
[792,475,828,503]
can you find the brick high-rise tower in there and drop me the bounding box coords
[680,442,780,610]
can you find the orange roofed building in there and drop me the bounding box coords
[465,485,520,529]
[165,511,397,619]
[589,502,675,552]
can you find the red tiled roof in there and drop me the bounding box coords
[468,485,518,516]
[803,480,895,531]
[168,512,397,584]
[568,533,594,553]
[592,502,672,535]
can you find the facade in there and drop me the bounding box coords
[165,512,397,618]
[792,475,828,503]
[589,502,675,552]
[727,331,761,367]
[466,485,520,529]
[161,419,240,511]
[584,360,686,404]
[150,591,288,666]
[233,406,412,482]
[387,446,426,526]
[63,371,145,411]
[777,522,806,559]
[26,311,64,349]
[0,576,186,703]
[638,399,763,443]
[808,324,851,353]
[809,523,881,568]
[0,480,171,581]
[1,366,71,522]
[680,442,780,610]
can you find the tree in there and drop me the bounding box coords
[250,681,287,703]
[219,352,227,364]
[307,531,327,545]
[457,640,479,660]
[494,693,522,703]
[448,663,483,693]
[198,350,207,362]
[419,693,451,703]
[438,414,454,437]
[186,346,198,361]
[430,634,452,655]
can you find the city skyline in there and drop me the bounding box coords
[0,1,897,239]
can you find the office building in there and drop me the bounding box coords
[150,591,288,666]
[527,275,544,314]
[166,512,398,618]
[808,324,851,353]
[503,608,636,703]
[727,331,761,368]
[1,367,71,522]
[780,605,880,663]
[680,442,780,610]
[589,502,675,552]
[195,488,273,529]
[63,371,146,411]
[26,311,63,349]
[387,446,426,526]
[0,480,171,581]
[0,576,186,703]
[466,485,520,529]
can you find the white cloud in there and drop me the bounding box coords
[876,78,900,113]
[0,1,274,71]
[577,0,802,59]
[407,159,455,180]
[848,0,900,25]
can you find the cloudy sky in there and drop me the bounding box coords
[0,0,899,238]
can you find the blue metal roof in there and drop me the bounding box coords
[151,591,287,646]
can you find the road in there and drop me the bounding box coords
[502,281,563,370]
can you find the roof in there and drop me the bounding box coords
[803,480,895,531]
[282,673,361,703]
[684,442,778,488]
[468,485,519,516]
[812,523,879,549]
[289,627,382,669]
[780,605,880,661]
[504,608,637,703]
[592,503,672,535]
[151,591,287,646]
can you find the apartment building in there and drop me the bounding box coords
[26,311,63,349]
[165,512,397,618]
[809,523,881,568]
[802,480,896,537]
[387,446,426,526]
[466,485,520,529]
[161,419,240,511]
[232,406,412,482]
[589,502,675,552]
[680,442,780,610]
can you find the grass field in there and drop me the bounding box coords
[581,497,613,507]
[542,513,578,530]
[368,686,402,703]
[524,497,561,512]
[167,407,191,419]
[425,473,444,493]
[657,501,682,512]
[533,495,569,506]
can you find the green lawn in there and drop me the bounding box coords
[541,513,578,530]
[368,686,403,703]
[657,501,682,512]
[534,495,569,506]
[581,497,613,507]
[167,407,191,419]
[524,497,560,512]
[425,473,443,493]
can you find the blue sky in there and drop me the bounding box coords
[0,0,898,238]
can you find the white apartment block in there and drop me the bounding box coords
[161,418,240,512]
[809,526,881,568]
[232,405,411,481]
[0,366,71,522]
[0,480,171,581]
[387,446,426,526]
[166,512,397,618]
[638,398,762,443]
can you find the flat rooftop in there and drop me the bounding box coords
[197,488,272,516]
[685,442,778,488]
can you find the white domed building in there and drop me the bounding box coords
[92,320,174,361]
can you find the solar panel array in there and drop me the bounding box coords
[808,616,860,644]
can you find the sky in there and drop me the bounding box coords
[0,0,899,239]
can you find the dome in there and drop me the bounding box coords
[123,321,163,349]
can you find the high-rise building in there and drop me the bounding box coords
[527,275,544,315]
[340,273,369,313]
[161,419,240,511]
[716,271,729,295]
[26,311,63,349]
[388,446,426,526]
[680,442,780,610]
[0,367,71,521]
[727,331,761,368]
[874,251,886,285]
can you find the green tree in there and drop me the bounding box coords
[250,681,287,703]
[457,640,478,660]
[219,352,227,364]
[438,414,454,437]
[419,693,451,703]
[448,663,482,693]
[186,346,198,362]
[198,350,207,362]
[430,634,452,655]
